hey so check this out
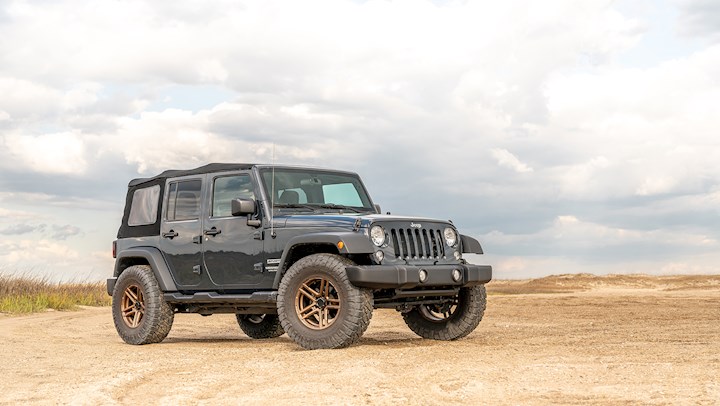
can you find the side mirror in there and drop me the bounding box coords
[231,198,256,216]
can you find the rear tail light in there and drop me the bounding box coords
[112,240,117,259]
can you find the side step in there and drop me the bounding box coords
[164,291,277,304]
[164,291,278,315]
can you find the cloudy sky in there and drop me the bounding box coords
[1,0,719,281]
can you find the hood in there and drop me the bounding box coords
[272,213,452,229]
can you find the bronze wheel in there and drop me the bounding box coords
[277,253,373,350]
[112,265,174,345]
[402,285,487,341]
[236,314,284,339]
[121,284,145,328]
[295,276,341,330]
[418,299,458,322]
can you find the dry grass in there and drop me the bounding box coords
[0,274,111,314]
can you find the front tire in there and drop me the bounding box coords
[112,265,174,345]
[236,314,285,339]
[402,285,486,340]
[277,253,373,350]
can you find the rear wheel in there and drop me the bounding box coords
[277,253,373,350]
[236,314,284,339]
[402,285,486,340]
[112,265,174,345]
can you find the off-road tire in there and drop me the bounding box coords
[277,253,373,350]
[112,265,174,345]
[236,314,285,339]
[402,285,486,340]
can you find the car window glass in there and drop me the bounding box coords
[261,169,373,209]
[213,175,255,217]
[167,180,202,221]
[322,183,363,206]
[128,185,160,226]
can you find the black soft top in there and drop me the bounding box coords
[129,163,256,187]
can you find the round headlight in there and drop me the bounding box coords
[370,225,386,247]
[443,227,458,247]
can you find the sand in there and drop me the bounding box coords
[1,275,718,405]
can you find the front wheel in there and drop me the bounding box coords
[236,314,284,339]
[402,285,486,340]
[277,253,373,350]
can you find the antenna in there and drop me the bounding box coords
[270,143,276,238]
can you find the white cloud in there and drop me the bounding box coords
[4,131,87,175]
[491,148,534,173]
[0,77,62,119]
[482,215,720,277]
[674,0,720,40]
[62,82,102,111]
[0,0,717,279]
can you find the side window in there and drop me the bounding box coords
[212,175,255,217]
[166,179,202,221]
[128,185,160,226]
[322,183,363,206]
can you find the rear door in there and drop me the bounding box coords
[159,176,206,289]
[202,172,271,289]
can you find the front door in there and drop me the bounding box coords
[202,172,269,289]
[159,177,205,288]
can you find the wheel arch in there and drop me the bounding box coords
[272,232,375,289]
[114,247,178,292]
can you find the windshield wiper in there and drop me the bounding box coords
[316,204,365,213]
[274,203,317,211]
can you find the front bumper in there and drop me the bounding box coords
[345,264,492,289]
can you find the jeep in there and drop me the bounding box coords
[108,163,492,349]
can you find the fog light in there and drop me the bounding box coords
[374,250,384,263]
[451,269,462,282]
[418,269,428,283]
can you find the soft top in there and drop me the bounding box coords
[129,163,256,187]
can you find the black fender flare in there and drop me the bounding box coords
[114,247,178,292]
[460,234,484,254]
[272,232,375,289]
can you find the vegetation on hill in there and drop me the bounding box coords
[0,274,110,314]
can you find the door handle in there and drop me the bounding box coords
[162,230,179,239]
[204,227,221,236]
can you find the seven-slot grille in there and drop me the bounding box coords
[390,227,446,259]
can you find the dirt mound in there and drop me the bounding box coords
[487,273,720,295]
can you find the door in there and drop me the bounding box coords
[202,172,269,289]
[159,177,205,288]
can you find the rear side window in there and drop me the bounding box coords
[166,180,202,221]
[128,185,160,226]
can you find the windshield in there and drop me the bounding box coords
[260,168,374,212]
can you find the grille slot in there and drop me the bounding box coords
[390,227,445,259]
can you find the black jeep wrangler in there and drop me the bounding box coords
[108,163,492,349]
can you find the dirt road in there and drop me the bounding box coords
[1,276,719,405]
